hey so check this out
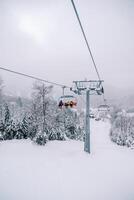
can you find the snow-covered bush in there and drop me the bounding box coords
[47,127,64,141]
[110,112,134,148]
[33,131,47,145]
[76,126,85,141]
[3,120,16,140]
[56,108,79,140]
[110,106,122,124]
[65,126,77,139]
[56,131,65,141]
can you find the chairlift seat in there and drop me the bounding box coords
[58,95,77,108]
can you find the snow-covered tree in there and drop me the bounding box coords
[0,120,4,140]
[4,104,10,124]
[125,117,134,147]
[21,116,29,139]
[32,81,53,135]
[15,115,37,140]
[110,111,134,148]
[55,107,79,140]
[15,122,25,139]
[0,78,85,144]
[0,77,4,119]
[33,131,47,145]
[3,120,16,140]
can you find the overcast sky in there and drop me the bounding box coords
[0,0,134,97]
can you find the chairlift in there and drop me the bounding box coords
[98,104,110,112]
[58,95,77,109]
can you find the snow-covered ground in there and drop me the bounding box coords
[0,120,134,200]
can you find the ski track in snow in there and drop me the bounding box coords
[0,120,134,200]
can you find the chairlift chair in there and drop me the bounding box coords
[98,104,110,112]
[58,95,77,108]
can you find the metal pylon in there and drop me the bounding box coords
[71,80,104,154]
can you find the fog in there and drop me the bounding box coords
[0,0,134,97]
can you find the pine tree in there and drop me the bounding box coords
[55,107,78,140]
[0,120,4,140]
[15,115,38,140]
[26,115,38,139]
[21,116,29,139]
[4,104,10,124]
[0,76,4,119]
[4,120,16,140]
[15,122,24,139]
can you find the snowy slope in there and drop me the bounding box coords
[0,120,134,200]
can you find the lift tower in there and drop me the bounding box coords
[71,80,104,153]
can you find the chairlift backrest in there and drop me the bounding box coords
[98,104,110,111]
[60,95,74,99]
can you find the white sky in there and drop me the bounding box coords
[0,0,134,97]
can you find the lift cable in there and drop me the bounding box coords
[0,66,70,88]
[70,0,101,81]
[71,0,109,105]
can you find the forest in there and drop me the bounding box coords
[0,77,84,145]
[1,75,134,148]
